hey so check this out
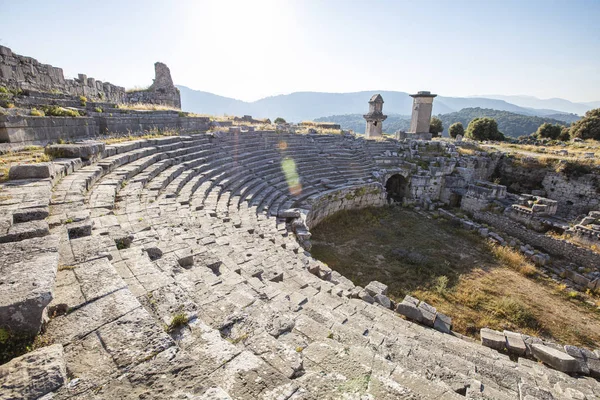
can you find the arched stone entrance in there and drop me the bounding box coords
[385,174,408,203]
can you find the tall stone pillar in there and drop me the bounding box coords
[408,91,437,140]
[363,94,387,138]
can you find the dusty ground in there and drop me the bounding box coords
[310,206,600,348]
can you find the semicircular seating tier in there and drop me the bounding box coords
[1,132,598,400]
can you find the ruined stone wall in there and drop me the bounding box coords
[542,173,600,218]
[0,114,209,144]
[97,114,209,135]
[305,183,387,228]
[126,62,181,109]
[0,115,98,144]
[494,157,600,218]
[473,211,600,270]
[0,46,126,103]
[492,157,551,192]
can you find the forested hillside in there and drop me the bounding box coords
[437,108,568,138]
[314,114,410,134]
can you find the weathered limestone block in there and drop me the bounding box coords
[373,294,391,309]
[45,142,105,161]
[417,301,436,327]
[0,220,49,243]
[531,344,578,373]
[0,235,59,335]
[0,344,66,399]
[12,207,49,223]
[364,280,388,297]
[395,295,422,322]
[278,209,301,219]
[358,290,375,304]
[563,345,590,375]
[9,163,55,180]
[66,219,93,239]
[581,348,600,378]
[433,313,452,334]
[504,330,527,356]
[480,328,506,351]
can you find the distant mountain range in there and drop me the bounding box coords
[177,86,597,124]
[471,95,598,117]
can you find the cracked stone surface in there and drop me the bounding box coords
[1,133,599,399]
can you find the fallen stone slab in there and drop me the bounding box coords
[358,289,375,304]
[417,301,436,327]
[522,334,544,357]
[373,293,391,309]
[0,220,49,243]
[581,348,600,379]
[531,344,578,373]
[504,330,527,356]
[0,344,66,399]
[365,280,388,297]
[396,296,423,322]
[0,235,60,335]
[45,142,105,161]
[433,312,452,334]
[480,328,506,351]
[564,345,590,375]
[8,162,56,180]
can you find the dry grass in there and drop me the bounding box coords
[101,129,180,145]
[485,140,600,167]
[310,207,600,347]
[116,103,179,112]
[0,146,51,182]
[489,244,538,277]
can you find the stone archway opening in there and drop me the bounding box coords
[385,174,408,203]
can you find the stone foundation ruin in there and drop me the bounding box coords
[1,47,600,399]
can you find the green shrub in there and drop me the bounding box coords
[274,117,286,124]
[449,122,464,138]
[429,116,444,137]
[434,275,449,295]
[79,96,87,106]
[94,107,103,113]
[466,117,504,141]
[0,86,8,93]
[536,123,563,140]
[30,108,45,117]
[167,313,188,332]
[570,108,600,141]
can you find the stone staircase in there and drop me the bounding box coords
[1,132,599,399]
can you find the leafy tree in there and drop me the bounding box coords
[570,108,600,141]
[535,123,563,140]
[274,117,286,124]
[429,116,443,137]
[448,122,464,138]
[437,107,568,138]
[558,126,571,141]
[466,117,504,141]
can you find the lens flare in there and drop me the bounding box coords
[278,140,288,150]
[281,157,302,196]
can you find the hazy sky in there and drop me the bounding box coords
[1,0,599,102]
